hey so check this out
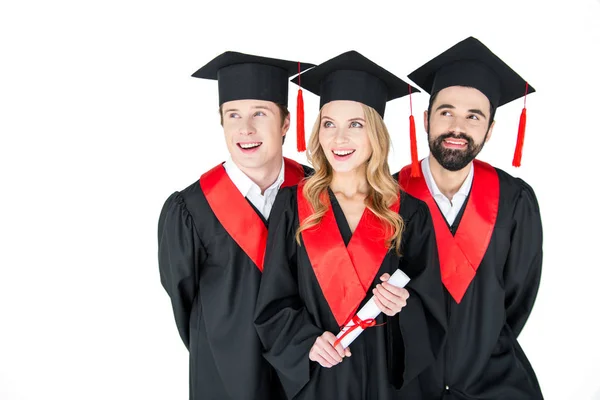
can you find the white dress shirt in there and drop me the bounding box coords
[223,158,285,219]
[421,156,474,226]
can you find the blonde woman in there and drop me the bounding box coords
[254,52,446,400]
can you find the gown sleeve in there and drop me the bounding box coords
[503,180,543,337]
[158,191,206,350]
[389,197,447,389]
[254,187,323,400]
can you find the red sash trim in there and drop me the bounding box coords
[282,157,305,188]
[297,183,400,325]
[200,158,305,272]
[399,159,499,303]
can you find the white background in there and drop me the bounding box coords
[1,0,599,399]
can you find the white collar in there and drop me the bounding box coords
[421,156,474,200]
[223,158,285,197]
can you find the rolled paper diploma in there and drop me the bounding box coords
[334,269,411,349]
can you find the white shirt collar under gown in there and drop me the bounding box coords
[223,158,285,219]
[421,156,474,226]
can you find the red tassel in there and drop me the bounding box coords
[512,107,526,167]
[408,84,421,177]
[296,88,306,152]
[409,115,420,177]
[512,82,529,168]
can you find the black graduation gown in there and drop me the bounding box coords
[158,162,312,400]
[396,163,544,400]
[254,186,447,400]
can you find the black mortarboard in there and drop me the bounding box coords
[407,37,535,167]
[292,50,422,175]
[291,51,419,118]
[407,36,534,109]
[191,51,315,107]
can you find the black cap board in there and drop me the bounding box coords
[192,51,315,106]
[291,50,418,117]
[407,36,534,109]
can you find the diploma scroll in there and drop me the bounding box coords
[334,269,411,349]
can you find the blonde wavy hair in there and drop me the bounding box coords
[295,103,404,254]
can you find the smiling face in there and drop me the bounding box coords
[425,86,495,171]
[318,100,373,174]
[221,99,290,171]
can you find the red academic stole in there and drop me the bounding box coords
[399,159,499,303]
[297,183,400,326]
[199,157,305,272]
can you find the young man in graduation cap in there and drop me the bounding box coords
[396,37,544,399]
[157,52,314,400]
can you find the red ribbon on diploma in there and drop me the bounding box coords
[333,315,385,348]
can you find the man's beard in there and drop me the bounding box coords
[428,131,488,171]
